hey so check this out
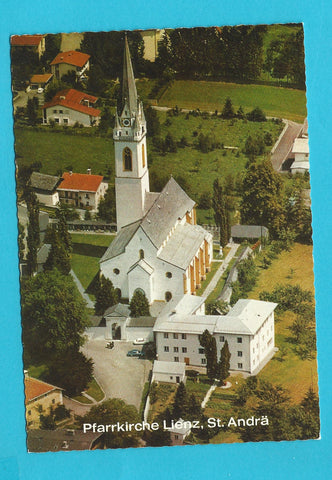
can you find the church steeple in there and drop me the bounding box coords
[113,36,150,231]
[121,35,138,116]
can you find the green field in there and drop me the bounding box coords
[70,233,113,294]
[159,80,306,122]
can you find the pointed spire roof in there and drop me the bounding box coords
[121,35,138,115]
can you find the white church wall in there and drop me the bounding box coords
[125,327,154,343]
[128,265,153,303]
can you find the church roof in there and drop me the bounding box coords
[121,36,138,114]
[104,303,130,318]
[141,177,195,249]
[128,259,154,275]
[144,192,160,213]
[100,178,195,263]
[158,223,208,270]
[100,220,141,263]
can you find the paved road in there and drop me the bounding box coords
[63,396,92,417]
[81,337,152,409]
[271,120,302,171]
[202,243,239,300]
[13,90,44,112]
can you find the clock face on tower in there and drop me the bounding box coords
[122,118,131,127]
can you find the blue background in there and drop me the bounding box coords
[0,1,331,478]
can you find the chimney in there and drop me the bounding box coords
[69,171,73,176]
[24,370,29,378]
[87,168,91,175]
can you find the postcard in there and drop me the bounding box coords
[11,24,319,452]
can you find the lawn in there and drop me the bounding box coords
[71,233,114,294]
[248,242,318,402]
[148,383,177,422]
[159,80,306,122]
[185,375,211,403]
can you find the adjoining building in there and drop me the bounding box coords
[57,170,108,211]
[152,360,186,384]
[30,171,61,206]
[50,50,90,81]
[24,375,63,429]
[11,34,45,59]
[42,88,101,127]
[290,137,309,174]
[231,225,269,243]
[27,73,53,92]
[27,429,103,452]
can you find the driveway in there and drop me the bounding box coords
[271,120,302,171]
[81,337,152,410]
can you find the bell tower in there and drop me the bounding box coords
[113,36,150,230]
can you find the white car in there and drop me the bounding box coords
[133,338,146,345]
[37,87,44,94]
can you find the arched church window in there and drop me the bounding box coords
[139,249,144,259]
[165,291,172,302]
[142,143,146,168]
[123,147,132,171]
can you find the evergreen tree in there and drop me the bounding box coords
[18,223,25,262]
[95,275,117,315]
[26,97,39,126]
[145,106,161,137]
[97,185,116,223]
[165,132,177,153]
[129,290,150,317]
[219,340,231,385]
[222,97,235,119]
[172,382,187,419]
[44,231,71,275]
[25,189,40,276]
[200,329,218,380]
[237,105,245,119]
[56,207,72,253]
[212,179,229,248]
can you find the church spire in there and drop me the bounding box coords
[121,35,138,115]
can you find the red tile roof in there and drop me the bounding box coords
[42,88,101,117]
[58,172,104,192]
[25,377,61,404]
[11,34,44,46]
[30,73,53,84]
[50,50,90,67]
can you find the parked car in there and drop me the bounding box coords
[133,338,146,345]
[37,87,44,94]
[127,349,142,357]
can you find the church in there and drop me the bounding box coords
[99,38,277,375]
[100,38,213,305]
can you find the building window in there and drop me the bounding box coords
[164,346,169,352]
[199,348,204,354]
[163,333,168,339]
[237,337,242,343]
[142,143,145,168]
[220,336,225,342]
[182,347,187,353]
[139,249,144,259]
[28,410,31,416]
[173,333,178,339]
[174,357,179,362]
[165,291,172,302]
[54,118,59,123]
[52,399,55,404]
[85,194,90,199]
[123,147,132,171]
[201,358,206,365]
[53,110,57,113]
[174,347,179,353]
[181,333,186,340]
[113,268,120,275]
[238,363,243,369]
[238,351,243,357]
[166,272,172,278]
[59,109,63,114]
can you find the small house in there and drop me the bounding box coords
[30,171,61,206]
[152,360,186,384]
[24,375,63,429]
[57,170,108,211]
[11,34,45,59]
[50,50,90,81]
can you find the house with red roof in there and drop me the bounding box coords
[27,73,53,93]
[24,375,63,429]
[50,50,90,81]
[11,34,45,58]
[42,88,101,127]
[57,170,108,211]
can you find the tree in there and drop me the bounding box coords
[18,223,25,262]
[222,97,235,119]
[200,329,218,380]
[95,275,118,315]
[87,64,107,94]
[46,349,93,396]
[205,300,229,315]
[79,398,141,448]
[25,189,40,276]
[56,207,72,252]
[26,97,39,126]
[172,382,187,419]
[244,135,265,158]
[97,185,116,223]
[21,269,90,360]
[246,106,266,122]
[145,106,161,137]
[219,340,231,385]
[240,159,285,237]
[129,290,150,317]
[212,179,229,248]
[164,132,177,153]
[44,230,71,275]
